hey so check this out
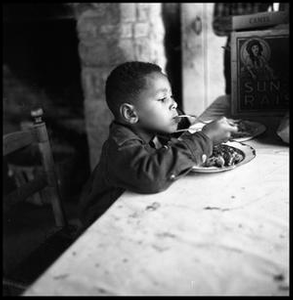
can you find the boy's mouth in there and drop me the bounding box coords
[172,114,180,123]
[173,117,180,124]
[174,114,198,124]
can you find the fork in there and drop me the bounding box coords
[175,127,238,142]
[174,115,239,133]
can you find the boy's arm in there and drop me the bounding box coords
[106,132,213,194]
[212,3,232,37]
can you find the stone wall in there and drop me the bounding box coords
[73,3,166,169]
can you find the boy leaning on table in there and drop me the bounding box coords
[79,61,238,228]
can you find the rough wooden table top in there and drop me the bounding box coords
[23,96,289,296]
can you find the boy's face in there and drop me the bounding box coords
[134,71,179,134]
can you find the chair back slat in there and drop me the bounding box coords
[3,130,36,156]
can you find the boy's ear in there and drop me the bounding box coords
[120,103,139,124]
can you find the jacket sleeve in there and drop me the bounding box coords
[212,3,232,37]
[105,131,213,194]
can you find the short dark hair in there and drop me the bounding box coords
[105,61,162,118]
[246,39,263,56]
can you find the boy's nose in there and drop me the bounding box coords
[170,99,178,110]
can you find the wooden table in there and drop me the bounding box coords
[23,96,289,296]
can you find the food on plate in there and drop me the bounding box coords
[188,119,265,142]
[204,144,244,168]
[231,120,255,138]
[192,141,255,173]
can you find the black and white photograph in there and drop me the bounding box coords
[3,3,289,296]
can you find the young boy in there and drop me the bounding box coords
[79,61,237,228]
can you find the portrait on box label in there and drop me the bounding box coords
[234,32,289,114]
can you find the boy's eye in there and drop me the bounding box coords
[158,95,174,102]
[158,97,167,102]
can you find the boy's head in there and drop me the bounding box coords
[105,61,179,134]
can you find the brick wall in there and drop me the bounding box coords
[73,3,166,169]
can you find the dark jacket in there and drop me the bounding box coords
[79,121,213,227]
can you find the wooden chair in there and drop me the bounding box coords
[3,108,67,227]
[3,108,80,295]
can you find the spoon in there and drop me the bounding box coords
[175,114,198,121]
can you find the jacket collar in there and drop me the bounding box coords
[109,121,171,148]
[110,121,144,146]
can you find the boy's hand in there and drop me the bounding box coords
[201,117,238,145]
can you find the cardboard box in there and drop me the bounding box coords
[232,11,289,31]
[231,29,289,116]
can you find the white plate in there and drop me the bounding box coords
[188,119,266,142]
[191,141,256,173]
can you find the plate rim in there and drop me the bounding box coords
[231,120,267,142]
[191,141,256,173]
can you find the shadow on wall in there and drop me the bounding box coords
[3,3,91,197]
[3,64,90,199]
[3,65,51,133]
